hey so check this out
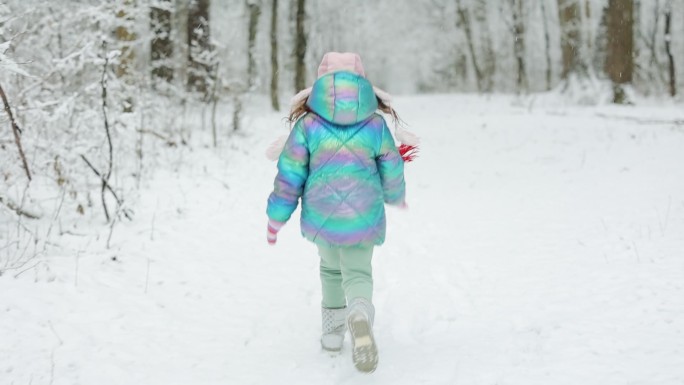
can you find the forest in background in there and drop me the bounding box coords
[0,0,682,269]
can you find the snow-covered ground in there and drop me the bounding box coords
[2,94,683,385]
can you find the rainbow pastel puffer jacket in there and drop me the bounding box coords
[266,71,405,247]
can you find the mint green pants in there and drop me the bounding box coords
[317,245,374,309]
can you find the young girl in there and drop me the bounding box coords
[265,52,415,373]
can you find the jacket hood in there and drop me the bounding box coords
[306,71,378,126]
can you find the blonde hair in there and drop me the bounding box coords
[288,95,403,128]
[287,97,310,125]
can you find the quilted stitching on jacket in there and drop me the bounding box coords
[267,71,405,247]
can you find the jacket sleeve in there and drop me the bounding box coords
[376,119,406,205]
[266,120,310,223]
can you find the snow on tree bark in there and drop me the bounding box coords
[187,0,212,96]
[151,0,174,84]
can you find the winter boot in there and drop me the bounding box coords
[321,307,346,352]
[346,298,378,373]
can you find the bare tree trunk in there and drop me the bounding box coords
[540,0,553,90]
[293,0,307,92]
[559,0,587,79]
[173,0,189,88]
[664,1,677,97]
[584,0,592,50]
[210,63,220,147]
[187,0,212,96]
[510,0,528,93]
[633,0,643,82]
[270,0,280,110]
[605,0,634,103]
[474,0,495,91]
[151,0,174,84]
[456,0,485,92]
[232,94,242,131]
[247,0,261,90]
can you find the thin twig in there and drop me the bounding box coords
[0,82,32,180]
[48,320,63,385]
[106,215,117,249]
[44,186,66,242]
[13,260,42,278]
[74,250,80,287]
[80,155,132,220]
[136,94,144,190]
[151,199,158,241]
[632,241,641,262]
[0,195,40,219]
[211,62,221,147]
[48,320,63,345]
[145,258,151,294]
[136,128,177,147]
[100,41,114,222]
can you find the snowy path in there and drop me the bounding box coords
[2,95,684,384]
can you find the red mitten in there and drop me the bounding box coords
[398,144,419,163]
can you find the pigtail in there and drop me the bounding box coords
[288,87,313,126]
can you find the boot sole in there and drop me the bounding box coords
[348,316,378,373]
